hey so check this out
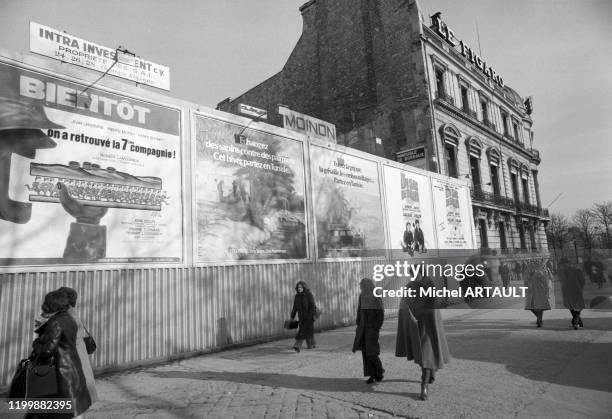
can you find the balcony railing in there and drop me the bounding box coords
[495,247,549,256]
[514,201,550,218]
[528,148,541,163]
[470,187,515,210]
[483,120,496,131]
[435,91,455,105]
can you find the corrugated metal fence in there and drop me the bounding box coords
[0,259,403,389]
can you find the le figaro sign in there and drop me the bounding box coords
[430,13,504,88]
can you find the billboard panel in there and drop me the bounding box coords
[0,62,183,266]
[310,146,385,258]
[383,165,437,258]
[194,114,308,262]
[431,178,475,249]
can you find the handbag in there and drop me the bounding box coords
[284,320,299,329]
[313,306,322,321]
[26,359,58,398]
[84,327,97,354]
[8,358,30,398]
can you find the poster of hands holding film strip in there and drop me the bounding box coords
[0,63,183,265]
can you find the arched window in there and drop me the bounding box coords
[465,137,483,190]
[486,147,502,196]
[465,137,483,158]
[440,124,460,178]
[486,147,501,166]
[440,124,460,146]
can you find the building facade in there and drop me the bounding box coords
[218,0,549,256]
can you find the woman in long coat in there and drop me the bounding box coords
[58,287,98,403]
[352,278,385,383]
[524,259,555,327]
[557,258,586,329]
[396,274,450,401]
[291,281,317,351]
[31,290,92,418]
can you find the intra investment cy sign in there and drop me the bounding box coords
[278,106,336,143]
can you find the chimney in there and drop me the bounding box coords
[299,0,317,30]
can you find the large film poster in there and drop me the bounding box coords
[384,165,437,258]
[0,62,183,266]
[310,147,385,258]
[194,114,307,262]
[431,178,474,249]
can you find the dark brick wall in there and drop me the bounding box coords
[220,0,434,166]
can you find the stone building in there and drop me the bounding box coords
[217,0,549,254]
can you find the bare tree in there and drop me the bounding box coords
[572,209,595,249]
[591,201,612,248]
[546,213,570,249]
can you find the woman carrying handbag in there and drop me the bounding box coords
[58,287,98,403]
[290,281,317,352]
[27,290,92,418]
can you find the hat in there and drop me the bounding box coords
[0,96,65,131]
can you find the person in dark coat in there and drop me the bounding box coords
[352,278,385,384]
[29,290,91,418]
[395,274,450,401]
[291,281,317,352]
[514,261,524,283]
[499,263,510,289]
[413,220,425,253]
[558,258,586,329]
[591,260,606,288]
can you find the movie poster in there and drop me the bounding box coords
[194,114,307,262]
[383,166,437,258]
[431,178,475,249]
[0,62,183,266]
[310,147,385,258]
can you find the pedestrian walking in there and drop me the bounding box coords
[514,261,523,283]
[29,290,92,418]
[499,262,510,289]
[395,274,450,401]
[558,258,586,329]
[290,281,317,352]
[524,259,555,327]
[591,260,606,289]
[58,287,98,403]
[352,278,385,384]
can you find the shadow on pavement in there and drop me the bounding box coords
[439,317,612,393]
[146,369,419,399]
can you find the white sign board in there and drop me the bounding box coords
[278,105,336,143]
[30,22,170,91]
[238,103,267,120]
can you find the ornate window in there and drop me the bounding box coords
[440,124,460,179]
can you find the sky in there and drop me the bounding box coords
[1,0,610,217]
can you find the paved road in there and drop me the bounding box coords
[3,303,611,418]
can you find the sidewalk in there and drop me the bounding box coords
[4,308,612,419]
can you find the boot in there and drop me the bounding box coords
[536,311,543,328]
[420,368,430,401]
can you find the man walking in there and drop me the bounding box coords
[558,257,586,329]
